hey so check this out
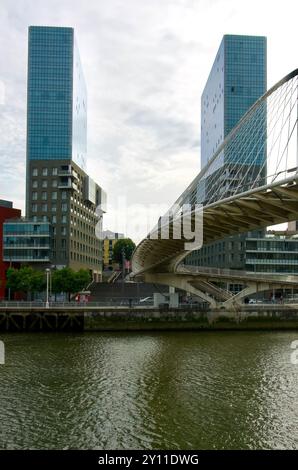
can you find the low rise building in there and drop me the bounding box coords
[0,200,22,299]
[102,231,124,269]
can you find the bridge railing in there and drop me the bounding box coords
[166,69,298,214]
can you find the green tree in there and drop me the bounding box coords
[73,269,92,292]
[52,268,91,301]
[6,268,22,294]
[113,238,136,265]
[6,266,45,299]
[52,267,74,301]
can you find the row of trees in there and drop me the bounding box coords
[5,238,136,300]
[6,266,91,300]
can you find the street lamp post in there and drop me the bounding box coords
[122,247,126,281]
[45,268,50,308]
[8,255,12,302]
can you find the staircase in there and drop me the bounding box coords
[89,282,168,301]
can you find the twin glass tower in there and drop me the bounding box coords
[27,26,87,170]
[23,26,104,279]
[189,34,267,271]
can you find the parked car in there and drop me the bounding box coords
[139,296,153,304]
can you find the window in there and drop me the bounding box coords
[42,168,48,176]
[61,227,67,236]
[51,204,57,212]
[42,192,47,200]
[62,203,67,212]
[52,216,57,224]
[32,180,38,188]
[52,180,57,188]
[32,168,38,176]
[32,204,37,212]
[42,180,48,188]
[52,192,57,200]
[42,216,48,222]
[52,168,58,176]
[42,204,48,212]
[32,192,38,201]
[61,191,67,200]
[62,215,67,224]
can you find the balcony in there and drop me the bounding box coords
[58,178,78,190]
[3,256,50,262]
[58,170,72,176]
[58,166,78,179]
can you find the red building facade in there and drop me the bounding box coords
[0,200,21,299]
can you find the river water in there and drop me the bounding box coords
[0,331,297,449]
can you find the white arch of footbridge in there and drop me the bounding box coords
[131,69,298,307]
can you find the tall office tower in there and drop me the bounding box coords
[201,34,267,201]
[24,26,105,281]
[188,35,267,275]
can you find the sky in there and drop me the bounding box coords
[0,0,297,241]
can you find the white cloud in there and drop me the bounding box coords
[0,0,297,240]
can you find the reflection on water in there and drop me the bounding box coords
[0,331,297,449]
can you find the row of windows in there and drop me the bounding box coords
[28,109,71,115]
[32,190,67,200]
[70,209,97,226]
[187,253,245,265]
[246,265,298,274]
[29,56,72,63]
[28,84,71,91]
[51,215,67,224]
[246,242,298,252]
[32,167,59,176]
[29,127,71,133]
[32,180,64,189]
[69,252,100,265]
[71,230,98,246]
[3,223,50,235]
[3,250,50,261]
[30,215,68,226]
[70,239,100,254]
[246,257,298,264]
[29,154,71,160]
[4,236,50,247]
[32,203,68,212]
[28,116,71,124]
[31,167,83,181]
[70,221,97,238]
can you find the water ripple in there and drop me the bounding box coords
[0,331,297,449]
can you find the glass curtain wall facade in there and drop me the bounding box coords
[188,34,267,270]
[26,26,87,168]
[23,26,103,280]
[3,221,51,263]
[201,35,267,168]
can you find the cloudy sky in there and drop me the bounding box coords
[0,0,297,240]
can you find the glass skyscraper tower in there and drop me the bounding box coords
[201,34,267,168]
[188,34,267,275]
[23,26,105,280]
[27,26,87,169]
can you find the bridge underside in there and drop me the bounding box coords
[131,69,298,306]
[133,178,298,276]
[142,270,298,309]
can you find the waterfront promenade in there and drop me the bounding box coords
[1,302,298,332]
